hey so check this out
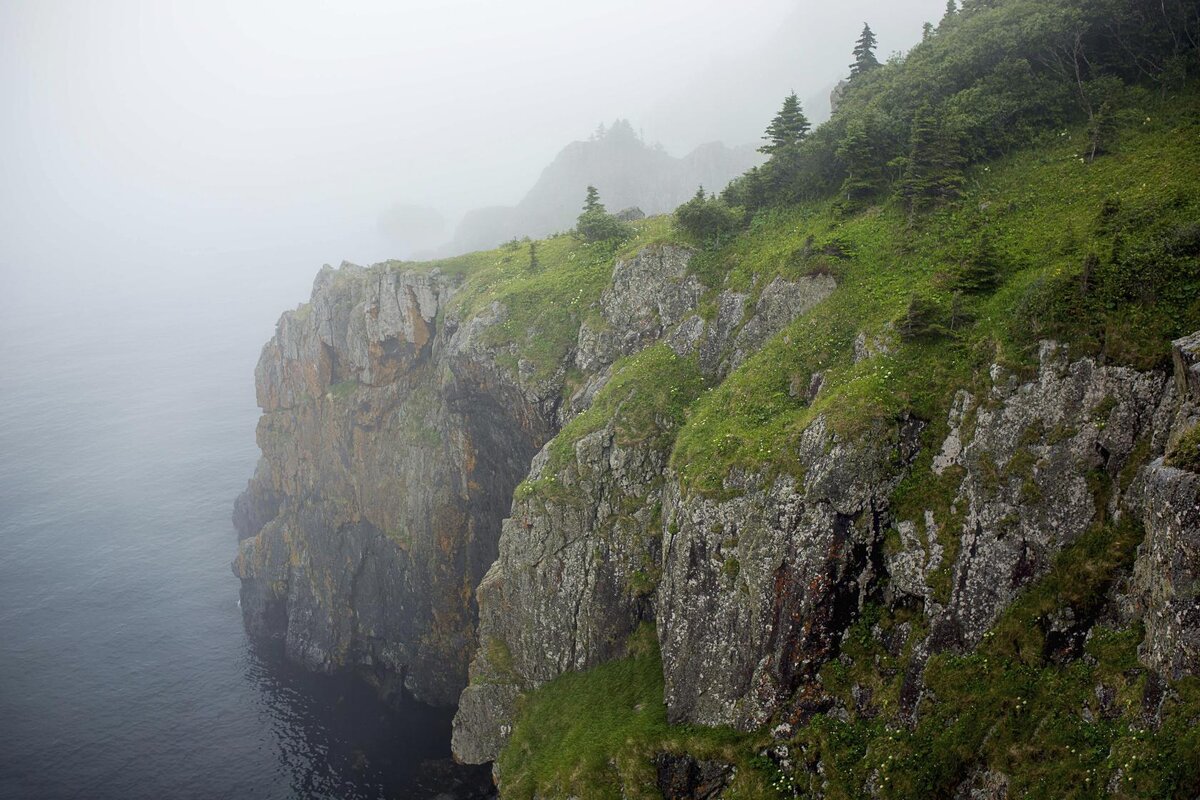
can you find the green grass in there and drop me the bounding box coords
[377,218,687,386]
[498,518,1200,799]
[1166,423,1200,472]
[486,88,1200,800]
[670,89,1200,498]
[496,625,785,800]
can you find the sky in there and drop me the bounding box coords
[0,0,945,286]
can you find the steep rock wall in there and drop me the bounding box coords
[452,252,839,762]
[233,263,555,705]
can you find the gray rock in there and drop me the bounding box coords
[929,342,1168,650]
[453,416,666,761]
[729,275,836,369]
[234,262,554,706]
[1129,332,1200,679]
[575,245,702,373]
[1131,459,1200,678]
[658,414,924,730]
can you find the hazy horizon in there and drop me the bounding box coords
[2,0,945,277]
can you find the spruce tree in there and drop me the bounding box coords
[850,23,880,78]
[941,0,957,27]
[528,240,540,272]
[955,232,1003,293]
[836,117,883,203]
[582,185,604,214]
[901,104,964,213]
[759,92,811,156]
[576,186,631,243]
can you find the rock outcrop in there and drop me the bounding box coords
[1130,331,1200,678]
[233,263,554,705]
[658,413,923,729]
[235,244,1200,787]
[452,251,845,760]
[923,341,1168,650]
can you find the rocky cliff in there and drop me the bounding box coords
[233,263,556,705]
[235,232,1200,796]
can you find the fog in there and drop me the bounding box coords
[1,4,945,794]
[2,0,945,303]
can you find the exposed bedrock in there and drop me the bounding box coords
[1129,330,1200,679]
[236,241,1200,777]
[233,263,554,705]
[658,414,924,730]
[453,249,842,761]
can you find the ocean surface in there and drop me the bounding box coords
[0,260,484,799]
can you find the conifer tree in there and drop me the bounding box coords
[849,23,880,78]
[576,186,631,243]
[901,104,964,213]
[759,92,811,155]
[955,232,1003,293]
[941,0,957,27]
[528,240,540,272]
[582,185,604,214]
[836,117,884,203]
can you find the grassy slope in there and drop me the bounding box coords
[489,88,1200,798]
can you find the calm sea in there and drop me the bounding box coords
[0,260,487,799]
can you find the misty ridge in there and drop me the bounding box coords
[403,120,762,258]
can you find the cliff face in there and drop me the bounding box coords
[234,242,1200,789]
[233,263,556,705]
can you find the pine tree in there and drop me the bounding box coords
[528,240,540,272]
[836,117,883,203]
[955,232,1003,293]
[850,23,880,78]
[576,186,631,243]
[759,92,811,156]
[582,185,604,214]
[922,21,934,41]
[941,0,957,27]
[901,104,964,213]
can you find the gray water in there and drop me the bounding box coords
[0,260,485,799]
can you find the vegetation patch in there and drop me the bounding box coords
[1166,424,1200,472]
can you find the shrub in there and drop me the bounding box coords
[674,188,743,247]
[1166,424,1200,472]
[576,209,632,243]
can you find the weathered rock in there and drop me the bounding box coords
[1128,331,1200,679]
[729,275,836,370]
[952,767,1009,800]
[655,753,734,800]
[927,342,1168,650]
[453,416,666,761]
[234,262,553,706]
[1130,459,1200,678]
[232,459,280,541]
[658,414,924,730]
[575,245,702,373]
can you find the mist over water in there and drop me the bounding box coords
[0,259,490,799]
